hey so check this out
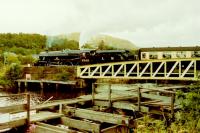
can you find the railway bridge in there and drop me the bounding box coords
[77,58,200,81]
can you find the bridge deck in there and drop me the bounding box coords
[77,58,200,81]
[16,79,76,85]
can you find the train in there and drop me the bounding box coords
[34,46,200,66]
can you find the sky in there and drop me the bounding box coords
[0,0,200,47]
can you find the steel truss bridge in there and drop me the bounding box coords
[77,58,200,81]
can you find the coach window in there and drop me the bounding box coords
[176,51,186,58]
[194,51,200,57]
[142,53,146,59]
[149,52,158,59]
[163,52,171,59]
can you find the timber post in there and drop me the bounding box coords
[171,92,175,119]
[108,84,112,108]
[59,104,62,114]
[92,83,95,105]
[40,82,44,96]
[24,81,28,93]
[18,81,21,93]
[137,87,141,111]
[26,93,30,127]
[56,83,59,97]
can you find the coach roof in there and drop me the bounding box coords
[139,46,200,52]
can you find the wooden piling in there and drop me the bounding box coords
[26,93,30,127]
[138,87,141,111]
[40,82,44,96]
[171,93,175,119]
[18,82,21,93]
[24,82,28,93]
[55,83,59,97]
[108,84,112,107]
[92,83,95,105]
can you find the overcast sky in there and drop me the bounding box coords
[0,0,199,47]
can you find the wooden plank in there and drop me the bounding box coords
[99,90,171,102]
[94,100,149,112]
[0,93,28,98]
[35,125,66,133]
[63,107,133,127]
[36,122,77,133]
[61,117,101,133]
[101,125,129,133]
[80,90,170,103]
[30,111,63,122]
[32,98,91,110]
[0,104,26,113]
[15,79,76,85]
[0,119,26,130]
[142,93,170,102]
[142,87,176,94]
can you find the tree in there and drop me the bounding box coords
[81,43,95,49]
[5,63,23,81]
[18,55,36,65]
[6,53,20,65]
[97,40,116,50]
[98,40,106,50]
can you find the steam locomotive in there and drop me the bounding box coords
[34,49,134,66]
[34,46,200,66]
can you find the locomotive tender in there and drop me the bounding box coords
[34,46,200,66]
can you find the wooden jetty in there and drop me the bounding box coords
[0,84,186,133]
[15,79,78,94]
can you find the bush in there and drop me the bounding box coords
[18,55,36,65]
[55,73,70,81]
[5,63,23,81]
[172,83,200,132]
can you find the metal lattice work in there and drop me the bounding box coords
[77,58,200,81]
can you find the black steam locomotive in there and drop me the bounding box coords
[34,49,134,66]
[34,46,200,66]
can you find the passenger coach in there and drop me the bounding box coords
[139,46,200,60]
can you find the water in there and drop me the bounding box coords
[0,91,43,107]
[0,86,86,107]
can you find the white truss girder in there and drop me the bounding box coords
[166,61,179,77]
[139,62,151,77]
[153,62,165,77]
[102,65,111,76]
[114,64,124,77]
[126,63,137,76]
[78,58,200,81]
